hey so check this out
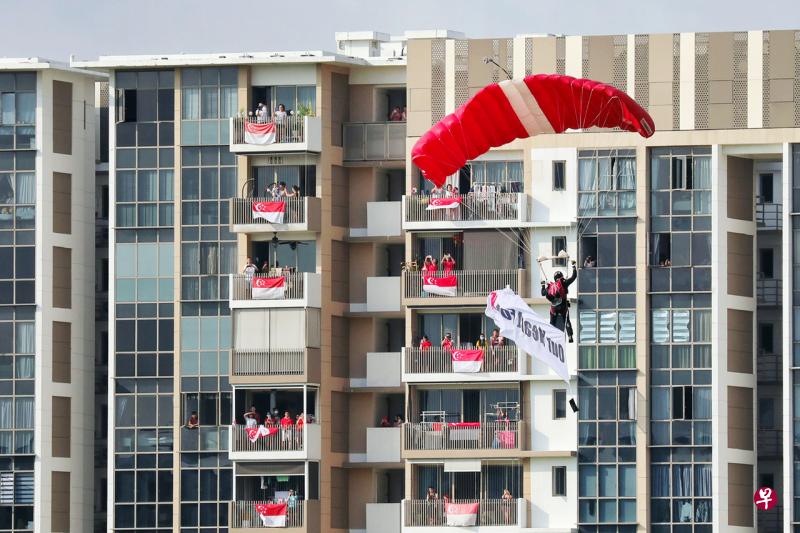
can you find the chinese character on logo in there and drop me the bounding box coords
[754,487,777,511]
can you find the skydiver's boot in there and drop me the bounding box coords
[565,314,574,343]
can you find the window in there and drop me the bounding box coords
[758,248,774,279]
[759,173,774,203]
[456,160,523,193]
[760,473,774,489]
[553,390,566,419]
[552,466,567,496]
[552,236,567,266]
[758,323,774,354]
[553,161,566,191]
[758,398,774,429]
[577,149,636,216]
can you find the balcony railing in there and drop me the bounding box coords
[404,346,518,374]
[756,202,782,230]
[757,278,781,306]
[343,122,406,161]
[232,349,305,376]
[231,115,306,146]
[404,193,523,224]
[230,499,306,529]
[757,428,781,457]
[230,273,305,302]
[231,424,311,453]
[403,421,521,451]
[403,499,521,527]
[229,196,308,226]
[403,270,521,299]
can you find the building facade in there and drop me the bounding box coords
[61,27,800,533]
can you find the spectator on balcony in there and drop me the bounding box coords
[393,415,404,427]
[420,335,432,350]
[243,257,258,280]
[288,489,299,509]
[502,489,514,524]
[263,412,275,426]
[389,106,403,121]
[274,104,288,123]
[425,486,439,524]
[255,103,268,123]
[277,182,288,198]
[583,256,596,268]
[441,333,453,351]
[421,256,437,273]
[490,328,504,348]
[286,185,301,198]
[280,411,294,443]
[266,182,280,199]
[186,411,199,429]
[402,106,407,121]
[243,406,260,428]
[380,415,391,428]
[475,333,488,349]
[441,253,456,274]
[445,184,455,197]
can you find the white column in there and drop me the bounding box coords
[565,36,582,78]
[512,37,527,79]
[747,31,764,129]
[782,142,793,531]
[626,34,636,98]
[679,33,696,130]
[445,39,456,115]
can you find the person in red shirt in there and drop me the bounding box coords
[380,416,391,428]
[421,255,436,273]
[295,412,305,447]
[441,333,453,351]
[441,254,455,274]
[280,411,294,446]
[420,335,432,350]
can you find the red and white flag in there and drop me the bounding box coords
[446,502,479,526]
[255,503,287,528]
[252,277,285,300]
[244,122,277,145]
[252,201,286,224]
[451,349,484,373]
[422,275,458,297]
[246,426,279,443]
[426,197,462,210]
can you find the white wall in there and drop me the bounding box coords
[527,381,577,452]
[530,147,578,224]
[529,458,578,529]
[250,64,317,86]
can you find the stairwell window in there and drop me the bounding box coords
[553,160,566,191]
[553,390,566,420]
[552,466,567,496]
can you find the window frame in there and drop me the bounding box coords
[553,389,567,420]
[552,465,567,497]
[552,160,566,191]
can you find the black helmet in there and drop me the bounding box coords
[553,271,564,281]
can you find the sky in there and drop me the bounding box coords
[2,0,800,61]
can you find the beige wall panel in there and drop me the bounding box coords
[531,37,558,74]
[770,78,794,102]
[407,39,433,89]
[727,309,753,374]
[331,165,349,227]
[51,471,71,532]
[53,246,72,309]
[53,172,72,234]
[52,321,71,383]
[348,317,375,379]
[709,32,735,81]
[349,242,375,303]
[648,34,674,83]
[727,386,754,450]
[649,82,673,107]
[349,85,375,122]
[728,463,754,527]
[727,232,754,298]
[767,30,796,79]
[348,167,375,228]
[468,40,494,90]
[768,102,795,128]
[709,80,733,104]
[586,36,614,81]
[709,103,734,129]
[648,106,674,130]
[348,393,374,454]
[331,315,350,379]
[330,467,350,529]
[52,396,71,458]
[52,80,72,155]
[348,469,374,529]
[727,156,754,221]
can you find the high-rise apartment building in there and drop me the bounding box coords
[0,59,103,532]
[43,26,800,533]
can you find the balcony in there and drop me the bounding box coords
[229,423,321,461]
[351,352,402,389]
[402,270,525,305]
[403,193,528,230]
[230,499,319,532]
[230,348,321,385]
[366,427,402,463]
[757,278,781,306]
[756,203,782,230]
[229,273,321,309]
[349,201,403,239]
[351,276,402,314]
[229,116,321,154]
[368,503,401,533]
[757,428,781,457]
[402,421,524,459]
[343,122,406,162]
[228,196,321,234]
[402,347,520,383]
[402,498,526,528]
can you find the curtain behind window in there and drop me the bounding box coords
[578,159,597,191]
[463,231,515,270]
[693,157,711,189]
[617,158,636,189]
[15,323,33,353]
[182,88,200,120]
[15,173,34,204]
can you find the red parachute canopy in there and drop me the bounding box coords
[412,74,655,188]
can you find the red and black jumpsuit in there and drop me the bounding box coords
[541,266,577,338]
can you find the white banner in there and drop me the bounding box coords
[485,287,570,383]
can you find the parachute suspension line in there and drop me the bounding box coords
[483,57,512,81]
[456,199,536,260]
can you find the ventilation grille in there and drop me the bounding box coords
[556,36,566,75]
[634,34,649,111]
[582,37,590,78]
[694,33,710,130]
[98,81,110,107]
[763,32,770,128]
[794,31,800,126]
[672,34,681,130]
[505,39,514,79]
[524,38,534,76]
[732,32,749,128]
[490,40,501,83]
[612,35,628,91]
[431,39,446,124]
[454,40,469,108]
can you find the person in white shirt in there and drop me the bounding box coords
[243,257,258,280]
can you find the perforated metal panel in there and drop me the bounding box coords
[763,32,770,127]
[454,40,469,108]
[694,33,710,130]
[524,38,534,76]
[431,39,446,124]
[732,32,748,128]
[634,34,649,111]
[556,36,566,75]
[505,39,514,79]
[672,34,681,130]
[794,31,800,126]
[99,81,110,107]
[582,37,590,78]
[491,40,500,83]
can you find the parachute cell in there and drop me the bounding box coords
[411,74,655,188]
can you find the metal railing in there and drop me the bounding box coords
[232,424,311,452]
[229,196,307,226]
[404,193,522,223]
[757,428,781,457]
[756,202,782,230]
[343,122,406,161]
[757,278,781,306]
[403,421,521,451]
[233,349,305,376]
[403,499,520,527]
[231,115,306,145]
[403,269,520,299]
[230,273,305,302]
[404,346,518,374]
[757,353,781,383]
[230,500,305,529]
